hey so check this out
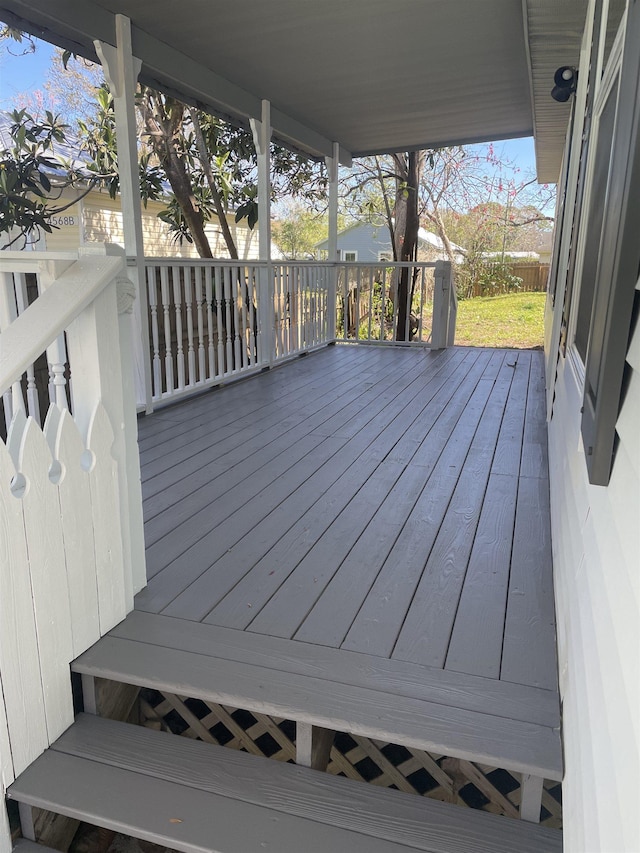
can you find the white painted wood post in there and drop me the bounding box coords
[325,142,339,342]
[250,100,274,367]
[432,260,451,349]
[520,773,544,823]
[65,247,145,609]
[95,14,153,414]
[296,722,335,771]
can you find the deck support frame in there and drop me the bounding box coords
[296,723,335,771]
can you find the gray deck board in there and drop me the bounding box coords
[72,636,562,779]
[206,349,478,632]
[127,345,560,781]
[109,612,560,727]
[9,714,562,853]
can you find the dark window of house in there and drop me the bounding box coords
[574,74,619,362]
[581,0,640,485]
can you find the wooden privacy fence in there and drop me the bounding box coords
[0,249,144,792]
[464,262,550,299]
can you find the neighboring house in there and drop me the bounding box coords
[9,185,265,258]
[0,2,639,853]
[315,221,465,263]
[0,114,269,259]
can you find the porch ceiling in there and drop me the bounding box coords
[1,0,586,181]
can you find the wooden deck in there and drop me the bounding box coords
[136,344,556,682]
[114,343,561,785]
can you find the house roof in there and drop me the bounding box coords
[315,223,465,255]
[0,0,587,182]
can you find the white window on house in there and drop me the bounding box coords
[341,250,358,262]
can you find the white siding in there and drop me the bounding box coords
[548,301,640,852]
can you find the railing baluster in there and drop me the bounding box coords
[213,266,225,377]
[248,266,257,366]
[194,266,206,384]
[223,266,234,374]
[160,264,173,395]
[13,273,40,423]
[231,266,241,371]
[172,265,185,390]
[146,265,162,399]
[47,333,69,411]
[205,266,215,381]
[184,269,196,386]
[239,265,249,370]
[287,268,295,355]
[273,265,281,358]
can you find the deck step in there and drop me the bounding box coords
[72,612,562,781]
[13,842,59,852]
[8,714,562,853]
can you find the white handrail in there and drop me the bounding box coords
[0,254,123,392]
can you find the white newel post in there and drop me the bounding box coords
[432,260,451,350]
[326,142,339,342]
[66,247,145,610]
[250,100,274,367]
[95,14,153,414]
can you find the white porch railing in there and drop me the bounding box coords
[336,259,456,346]
[142,258,455,406]
[143,259,334,403]
[0,248,144,784]
[272,262,333,360]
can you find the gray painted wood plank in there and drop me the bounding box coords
[72,637,562,778]
[291,353,497,647]
[139,346,388,495]
[151,353,470,617]
[341,374,500,659]
[110,611,561,727]
[141,349,401,522]
[501,475,558,690]
[139,345,393,469]
[246,459,409,638]
[144,348,447,574]
[140,432,347,589]
[9,750,423,853]
[205,350,481,631]
[12,842,59,853]
[390,364,516,667]
[142,348,455,542]
[445,473,519,678]
[9,715,562,853]
[137,344,376,446]
[491,351,530,476]
[520,351,549,479]
[66,714,561,852]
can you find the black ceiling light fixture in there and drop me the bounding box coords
[551,66,578,102]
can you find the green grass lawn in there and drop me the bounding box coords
[454,292,546,349]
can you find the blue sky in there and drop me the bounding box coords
[0,33,539,178]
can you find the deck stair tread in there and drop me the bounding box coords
[8,714,562,853]
[12,842,59,852]
[72,612,562,780]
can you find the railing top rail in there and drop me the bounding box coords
[0,251,78,275]
[1,254,123,393]
[143,257,445,269]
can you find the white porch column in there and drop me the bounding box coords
[95,15,153,413]
[325,142,340,342]
[250,100,274,366]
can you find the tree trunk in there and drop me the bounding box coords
[189,108,239,260]
[395,151,423,341]
[139,92,213,259]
